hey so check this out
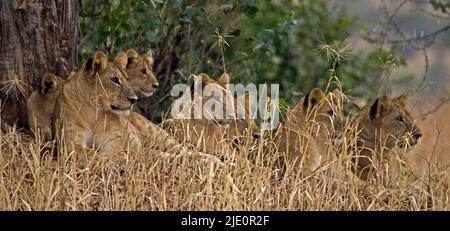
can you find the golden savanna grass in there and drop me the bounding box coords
[1,38,448,211]
[1,37,448,211]
[0,98,448,210]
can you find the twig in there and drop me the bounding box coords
[211,28,232,74]
[416,96,450,120]
[77,0,98,51]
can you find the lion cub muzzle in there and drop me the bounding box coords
[108,89,138,117]
[401,128,422,148]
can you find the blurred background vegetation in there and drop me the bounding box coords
[77,0,450,122]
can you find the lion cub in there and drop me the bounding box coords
[111,51,182,152]
[114,49,159,98]
[162,73,256,154]
[353,94,422,182]
[274,88,345,173]
[27,72,66,139]
[51,51,140,153]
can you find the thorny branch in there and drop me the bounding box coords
[367,0,450,119]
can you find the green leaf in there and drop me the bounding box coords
[111,0,120,11]
[179,18,192,25]
[258,29,275,40]
[254,42,275,53]
[220,4,233,13]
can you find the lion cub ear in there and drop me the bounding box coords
[331,89,344,99]
[217,73,230,86]
[395,93,409,108]
[199,73,214,85]
[40,72,61,95]
[330,89,344,106]
[126,49,139,58]
[85,51,108,74]
[114,51,128,70]
[189,73,210,93]
[142,50,154,67]
[303,88,326,111]
[126,49,139,68]
[369,96,392,120]
[92,51,108,73]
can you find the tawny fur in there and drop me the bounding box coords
[274,88,346,173]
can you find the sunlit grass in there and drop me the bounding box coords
[0,111,448,211]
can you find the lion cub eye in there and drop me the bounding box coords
[140,69,147,76]
[111,77,121,86]
[327,110,334,116]
[396,116,404,123]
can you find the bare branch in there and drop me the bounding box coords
[416,96,450,120]
[77,0,98,51]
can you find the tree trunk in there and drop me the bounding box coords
[0,0,81,129]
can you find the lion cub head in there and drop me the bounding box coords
[188,73,237,126]
[297,88,346,143]
[201,73,258,138]
[165,72,255,153]
[84,51,138,117]
[114,49,159,98]
[360,94,422,149]
[275,88,345,172]
[27,72,65,136]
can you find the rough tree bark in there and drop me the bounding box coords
[0,0,81,129]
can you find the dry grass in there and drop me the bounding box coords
[408,99,450,173]
[0,108,448,211]
[1,37,448,211]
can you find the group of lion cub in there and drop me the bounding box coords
[26,50,422,182]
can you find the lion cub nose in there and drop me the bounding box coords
[127,96,138,105]
[152,82,159,88]
[413,132,422,140]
